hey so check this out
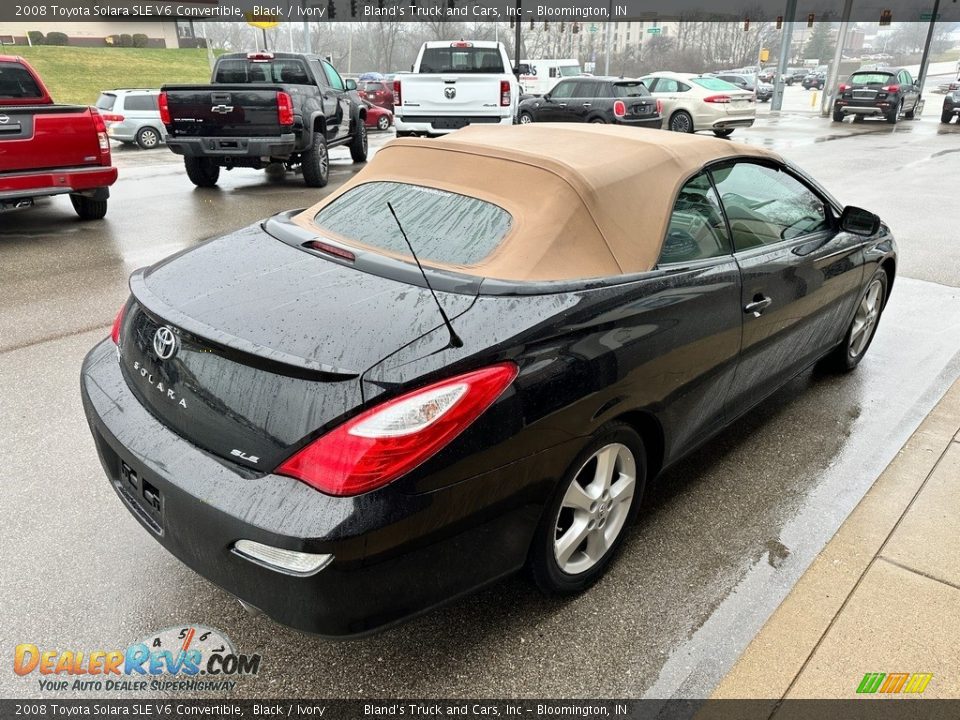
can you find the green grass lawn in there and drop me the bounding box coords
[11,46,217,104]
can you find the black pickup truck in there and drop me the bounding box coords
[160,52,367,188]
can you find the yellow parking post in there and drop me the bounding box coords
[811,91,818,107]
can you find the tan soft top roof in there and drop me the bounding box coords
[294,124,782,282]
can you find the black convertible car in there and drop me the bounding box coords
[81,125,896,636]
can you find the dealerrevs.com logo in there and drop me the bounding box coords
[13,626,261,693]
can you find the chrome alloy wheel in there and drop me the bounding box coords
[849,277,884,358]
[553,443,637,575]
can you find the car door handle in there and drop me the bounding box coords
[558,102,567,107]
[744,295,773,316]
[582,103,592,107]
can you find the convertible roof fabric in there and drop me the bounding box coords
[294,123,782,282]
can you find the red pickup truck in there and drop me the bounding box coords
[0,56,117,219]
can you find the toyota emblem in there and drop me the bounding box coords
[0,115,9,125]
[444,87,457,100]
[152,326,179,360]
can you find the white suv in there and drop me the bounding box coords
[95,89,166,149]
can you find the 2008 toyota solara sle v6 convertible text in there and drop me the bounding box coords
[81,124,896,637]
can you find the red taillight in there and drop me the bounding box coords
[158,91,171,125]
[277,91,294,126]
[655,99,663,115]
[838,83,850,92]
[247,52,274,61]
[394,80,402,107]
[90,109,111,157]
[277,363,518,496]
[110,304,126,344]
[101,113,125,122]
[500,79,511,107]
[450,42,474,48]
[884,84,901,93]
[703,94,731,104]
[613,99,626,118]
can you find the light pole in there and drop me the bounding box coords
[771,0,798,112]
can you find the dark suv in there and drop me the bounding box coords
[517,77,661,128]
[833,68,921,124]
[942,88,960,124]
[802,72,826,90]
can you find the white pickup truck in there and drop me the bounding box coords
[393,41,519,136]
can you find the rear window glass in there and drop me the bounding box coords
[692,77,739,91]
[313,182,512,266]
[95,93,117,111]
[362,82,385,91]
[558,65,582,77]
[123,94,158,112]
[849,73,896,85]
[0,62,43,100]
[419,47,505,74]
[214,59,311,84]
[612,82,649,97]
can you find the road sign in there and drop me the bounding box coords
[245,13,280,29]
[919,12,940,20]
[647,26,661,35]
[760,48,770,62]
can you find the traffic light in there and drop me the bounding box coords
[560,21,565,33]
[807,13,815,27]
[879,9,892,25]
[776,15,783,29]
[350,0,357,15]
[327,0,335,19]
[743,17,750,31]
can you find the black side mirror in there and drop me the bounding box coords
[840,206,881,236]
[543,92,551,101]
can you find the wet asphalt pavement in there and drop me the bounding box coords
[3,97,960,700]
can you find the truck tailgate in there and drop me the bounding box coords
[400,75,504,116]
[163,84,286,137]
[0,105,102,174]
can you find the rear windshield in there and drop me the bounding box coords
[0,62,43,100]
[849,72,896,85]
[558,65,582,77]
[95,93,117,111]
[313,182,512,266]
[692,77,739,91]
[419,47,505,74]
[214,58,312,84]
[362,82,385,91]
[612,82,649,97]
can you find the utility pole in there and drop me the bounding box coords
[770,0,797,112]
[917,0,942,92]
[302,0,312,53]
[514,0,522,72]
[821,0,853,116]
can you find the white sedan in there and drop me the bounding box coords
[639,72,756,137]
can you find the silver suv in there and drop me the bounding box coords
[95,89,165,150]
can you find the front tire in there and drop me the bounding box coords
[183,157,220,187]
[70,193,107,220]
[135,126,161,149]
[376,115,390,131]
[301,135,329,188]
[530,423,646,595]
[822,269,888,373]
[886,100,903,124]
[349,121,368,163]
[943,109,954,124]
[669,110,694,133]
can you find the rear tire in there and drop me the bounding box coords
[376,115,390,131]
[184,157,220,187]
[886,100,903,124]
[589,117,606,124]
[519,111,534,124]
[302,135,329,187]
[712,129,734,138]
[669,110,694,133]
[349,121,368,163]
[943,109,953,124]
[529,422,646,595]
[832,110,845,122]
[70,194,108,220]
[821,269,888,373]
[135,126,161,149]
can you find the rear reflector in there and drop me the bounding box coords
[613,100,626,118]
[500,80,511,107]
[277,362,518,496]
[231,539,333,577]
[158,91,171,125]
[277,91,294,126]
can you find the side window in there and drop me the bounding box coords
[901,71,913,86]
[549,67,558,78]
[550,81,575,99]
[321,61,345,91]
[659,173,732,264]
[640,77,656,91]
[710,162,831,251]
[655,79,678,93]
[676,82,692,93]
[573,81,598,98]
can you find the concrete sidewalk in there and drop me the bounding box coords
[713,377,960,700]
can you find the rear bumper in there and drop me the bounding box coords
[395,114,513,135]
[80,339,563,637]
[166,134,297,159]
[614,116,663,129]
[710,117,755,129]
[0,165,117,200]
